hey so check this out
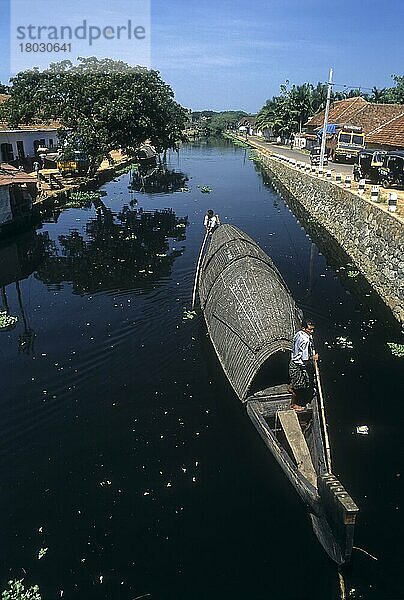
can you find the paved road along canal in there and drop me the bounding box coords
[0,139,402,600]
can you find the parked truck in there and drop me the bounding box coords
[57,150,90,177]
[318,124,365,163]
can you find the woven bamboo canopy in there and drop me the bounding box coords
[199,224,299,401]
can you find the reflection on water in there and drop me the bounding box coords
[0,229,50,288]
[36,206,188,294]
[130,163,189,194]
[0,230,51,352]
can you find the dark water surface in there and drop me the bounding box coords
[0,140,403,600]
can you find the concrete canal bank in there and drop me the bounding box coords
[234,136,404,325]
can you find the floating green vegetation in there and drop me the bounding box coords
[2,579,41,600]
[347,270,360,278]
[183,309,197,320]
[335,336,354,349]
[0,311,18,330]
[199,185,213,194]
[387,342,404,357]
[38,547,48,560]
[63,190,103,208]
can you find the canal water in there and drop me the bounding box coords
[0,139,403,600]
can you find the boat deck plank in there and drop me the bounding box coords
[278,410,317,487]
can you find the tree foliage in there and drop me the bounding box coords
[192,110,248,135]
[256,81,331,137]
[368,75,404,104]
[0,58,187,174]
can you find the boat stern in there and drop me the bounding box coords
[314,473,359,564]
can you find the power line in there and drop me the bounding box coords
[322,82,376,91]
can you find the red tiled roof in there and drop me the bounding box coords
[238,116,256,126]
[0,163,37,186]
[305,98,404,147]
[0,121,60,131]
[305,97,367,128]
[346,103,404,134]
[366,112,404,147]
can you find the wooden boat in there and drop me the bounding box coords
[135,143,157,164]
[198,223,358,564]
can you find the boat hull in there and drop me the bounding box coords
[198,224,359,564]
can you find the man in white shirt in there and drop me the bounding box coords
[289,320,318,411]
[204,209,220,234]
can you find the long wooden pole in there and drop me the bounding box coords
[314,359,332,472]
[191,230,209,310]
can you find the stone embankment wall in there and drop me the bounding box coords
[258,153,404,325]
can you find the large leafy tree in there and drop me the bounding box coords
[0,58,187,174]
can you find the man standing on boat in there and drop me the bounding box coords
[204,209,221,234]
[289,320,318,411]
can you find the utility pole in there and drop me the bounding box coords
[319,68,333,169]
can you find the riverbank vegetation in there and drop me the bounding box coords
[256,75,404,138]
[191,110,248,135]
[0,58,187,176]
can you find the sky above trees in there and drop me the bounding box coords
[1,0,403,112]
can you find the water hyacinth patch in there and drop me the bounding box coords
[183,310,197,320]
[0,312,18,330]
[38,547,48,560]
[63,190,104,209]
[387,343,404,358]
[335,336,354,349]
[1,579,42,600]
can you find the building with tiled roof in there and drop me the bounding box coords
[305,97,367,131]
[304,97,404,150]
[0,94,61,164]
[0,163,37,186]
[366,112,404,149]
[0,163,37,231]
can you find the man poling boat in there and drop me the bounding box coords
[195,222,358,564]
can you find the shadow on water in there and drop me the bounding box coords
[35,204,189,294]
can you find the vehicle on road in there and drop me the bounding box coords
[57,151,90,177]
[353,149,386,182]
[318,124,365,163]
[379,151,404,188]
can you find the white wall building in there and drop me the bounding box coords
[0,126,59,163]
[0,94,59,163]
